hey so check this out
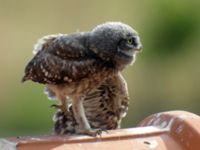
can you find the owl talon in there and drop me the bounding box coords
[51,104,58,108]
[101,128,109,134]
[51,104,68,116]
[77,128,106,137]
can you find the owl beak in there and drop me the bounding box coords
[133,36,142,52]
[134,43,142,52]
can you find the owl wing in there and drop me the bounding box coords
[22,33,97,84]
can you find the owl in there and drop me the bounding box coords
[22,22,142,136]
[52,73,129,134]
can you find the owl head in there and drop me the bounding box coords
[88,22,142,69]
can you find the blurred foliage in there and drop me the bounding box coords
[0,0,200,137]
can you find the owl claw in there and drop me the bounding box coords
[101,128,109,134]
[78,128,107,137]
[51,104,68,116]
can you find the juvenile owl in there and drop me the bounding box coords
[52,73,129,134]
[22,22,142,136]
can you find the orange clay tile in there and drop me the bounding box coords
[0,110,200,150]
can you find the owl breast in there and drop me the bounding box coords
[53,73,129,134]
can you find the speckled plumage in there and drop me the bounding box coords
[53,73,129,134]
[22,22,142,136]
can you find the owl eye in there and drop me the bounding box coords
[127,38,133,45]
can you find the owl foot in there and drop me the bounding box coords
[77,128,105,137]
[51,104,68,116]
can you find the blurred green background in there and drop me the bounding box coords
[0,0,200,137]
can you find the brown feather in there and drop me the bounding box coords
[52,73,129,134]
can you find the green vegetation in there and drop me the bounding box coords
[0,0,199,137]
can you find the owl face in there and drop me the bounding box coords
[115,32,142,65]
[89,22,142,66]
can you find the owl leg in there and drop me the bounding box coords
[51,95,68,116]
[72,96,102,136]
